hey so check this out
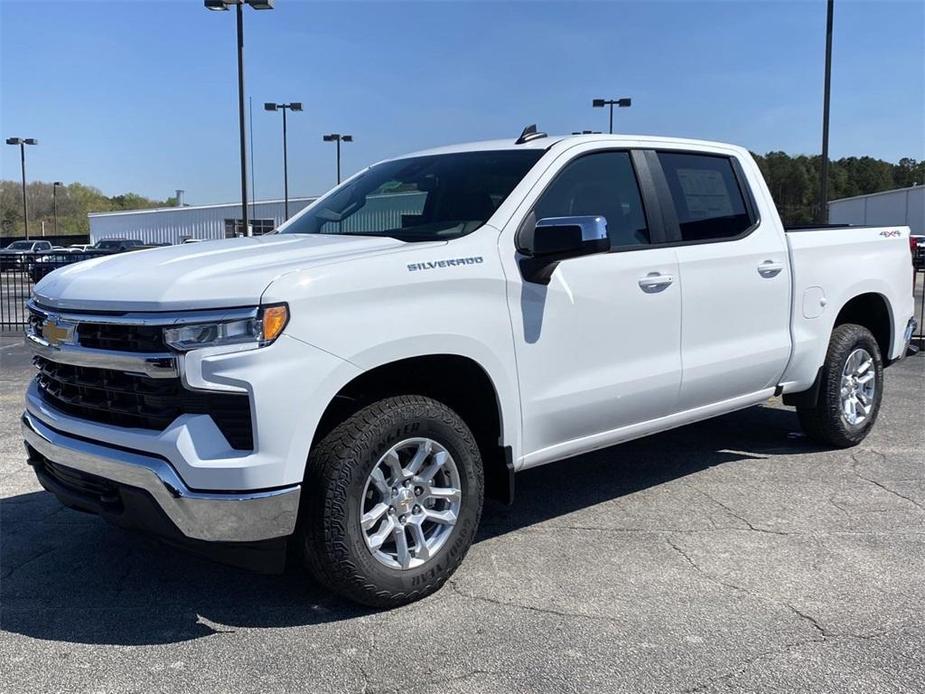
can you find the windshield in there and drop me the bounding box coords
[281,150,544,242]
[95,240,120,249]
[6,241,33,250]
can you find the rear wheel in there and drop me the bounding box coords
[302,395,483,607]
[797,323,883,448]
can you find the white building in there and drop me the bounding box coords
[88,191,427,245]
[88,196,318,245]
[828,185,924,234]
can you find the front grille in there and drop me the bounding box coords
[35,356,253,450]
[77,322,168,353]
[27,306,168,353]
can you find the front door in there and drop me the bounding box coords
[503,149,683,467]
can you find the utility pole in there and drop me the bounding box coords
[205,0,276,235]
[323,133,353,184]
[5,137,38,239]
[819,0,834,224]
[265,102,303,219]
[53,181,63,235]
[592,98,631,134]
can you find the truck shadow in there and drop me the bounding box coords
[0,404,822,646]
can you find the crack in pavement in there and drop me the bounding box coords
[447,578,617,625]
[679,626,913,693]
[404,669,496,694]
[0,546,56,580]
[664,537,756,598]
[692,486,789,535]
[666,535,922,692]
[851,452,924,512]
[539,523,924,537]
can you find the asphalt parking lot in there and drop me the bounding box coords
[1,336,923,694]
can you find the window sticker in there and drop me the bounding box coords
[676,168,734,218]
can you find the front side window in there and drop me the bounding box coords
[282,150,544,242]
[532,151,650,248]
[657,152,753,242]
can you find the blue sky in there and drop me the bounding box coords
[1,0,923,205]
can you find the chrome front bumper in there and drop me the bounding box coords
[22,411,300,543]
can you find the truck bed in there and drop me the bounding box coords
[780,224,915,392]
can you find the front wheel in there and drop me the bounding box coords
[301,395,484,607]
[797,323,884,448]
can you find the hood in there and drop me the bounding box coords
[33,234,412,311]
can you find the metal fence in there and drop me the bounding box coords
[0,253,100,331]
[915,267,925,346]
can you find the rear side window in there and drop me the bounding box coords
[533,151,650,248]
[657,152,754,242]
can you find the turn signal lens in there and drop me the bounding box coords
[261,304,289,343]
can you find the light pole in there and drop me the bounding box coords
[204,0,275,236]
[592,97,631,134]
[819,0,834,223]
[53,181,63,235]
[5,137,38,239]
[322,133,353,184]
[264,102,302,219]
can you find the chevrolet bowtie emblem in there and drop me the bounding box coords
[41,317,75,347]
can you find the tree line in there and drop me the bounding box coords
[752,153,924,224]
[0,181,175,237]
[2,152,923,237]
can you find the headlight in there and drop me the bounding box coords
[164,304,289,352]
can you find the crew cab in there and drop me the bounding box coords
[23,131,916,607]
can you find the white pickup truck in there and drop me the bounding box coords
[23,130,916,607]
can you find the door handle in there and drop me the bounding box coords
[638,273,674,291]
[757,260,784,277]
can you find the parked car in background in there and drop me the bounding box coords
[911,235,924,269]
[68,244,94,252]
[0,240,53,270]
[28,251,90,283]
[23,132,917,608]
[91,238,145,253]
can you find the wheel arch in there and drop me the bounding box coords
[312,353,515,503]
[833,292,893,363]
[784,291,894,408]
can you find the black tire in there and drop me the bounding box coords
[797,323,884,448]
[301,395,484,608]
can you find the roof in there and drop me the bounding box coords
[403,136,564,157]
[828,184,923,205]
[400,133,744,159]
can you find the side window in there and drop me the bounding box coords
[657,152,754,242]
[533,151,650,248]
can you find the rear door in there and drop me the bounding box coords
[650,150,791,411]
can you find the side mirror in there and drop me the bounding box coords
[518,215,609,284]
